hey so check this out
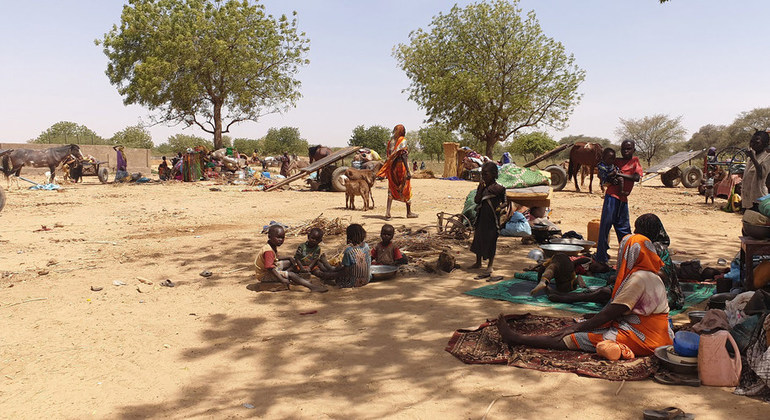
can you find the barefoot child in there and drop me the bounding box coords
[371,224,408,265]
[255,225,328,292]
[292,228,334,277]
[529,253,589,295]
[470,162,506,273]
[315,224,372,288]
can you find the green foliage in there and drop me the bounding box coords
[154,134,214,155]
[725,108,770,148]
[259,127,308,155]
[416,125,456,160]
[98,0,310,149]
[109,124,153,149]
[508,132,558,161]
[233,138,262,155]
[30,121,107,145]
[394,0,585,157]
[348,125,391,155]
[687,124,730,150]
[616,114,687,165]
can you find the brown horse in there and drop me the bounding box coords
[2,144,83,186]
[567,142,603,193]
[308,145,332,163]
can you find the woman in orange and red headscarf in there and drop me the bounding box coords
[496,233,673,357]
[377,124,418,219]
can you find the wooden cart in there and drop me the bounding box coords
[78,160,110,183]
[265,146,360,192]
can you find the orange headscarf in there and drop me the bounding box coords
[611,234,664,298]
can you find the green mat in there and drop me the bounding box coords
[465,271,715,316]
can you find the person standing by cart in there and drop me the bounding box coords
[113,145,128,182]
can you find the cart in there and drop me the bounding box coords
[641,149,706,188]
[521,143,572,191]
[265,146,360,192]
[78,160,110,183]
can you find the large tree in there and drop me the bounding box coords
[30,121,106,145]
[416,125,457,160]
[394,0,585,157]
[98,0,309,150]
[259,127,308,155]
[615,114,687,165]
[687,124,730,151]
[726,107,770,148]
[348,125,391,155]
[508,131,558,161]
[110,124,153,149]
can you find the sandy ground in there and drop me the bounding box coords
[0,175,766,419]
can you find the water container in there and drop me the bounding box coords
[698,330,742,387]
[587,219,601,247]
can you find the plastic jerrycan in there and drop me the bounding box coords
[587,219,601,247]
[698,330,742,387]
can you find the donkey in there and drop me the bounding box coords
[2,144,84,187]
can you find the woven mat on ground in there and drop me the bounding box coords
[445,313,658,381]
[464,272,715,316]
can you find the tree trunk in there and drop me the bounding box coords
[485,138,498,159]
[213,102,223,150]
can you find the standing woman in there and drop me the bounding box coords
[378,124,418,219]
[113,145,128,182]
[470,162,506,273]
[741,130,770,212]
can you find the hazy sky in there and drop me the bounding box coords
[1,0,769,148]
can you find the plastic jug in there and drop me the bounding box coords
[698,330,742,387]
[587,219,601,247]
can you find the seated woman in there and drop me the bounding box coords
[546,213,684,311]
[497,232,673,356]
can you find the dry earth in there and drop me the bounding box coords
[0,175,765,419]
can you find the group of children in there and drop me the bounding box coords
[254,223,408,292]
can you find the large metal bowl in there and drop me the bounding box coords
[539,244,583,257]
[548,238,596,252]
[743,221,770,240]
[654,345,698,374]
[370,265,398,281]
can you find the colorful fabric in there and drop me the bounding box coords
[596,195,632,263]
[605,156,642,202]
[445,314,658,381]
[597,161,617,187]
[567,234,671,356]
[464,273,714,316]
[377,128,412,202]
[254,243,278,278]
[294,242,321,269]
[495,163,549,189]
[371,242,403,265]
[182,152,203,182]
[116,150,127,171]
[339,243,371,288]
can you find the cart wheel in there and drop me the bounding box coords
[0,187,5,213]
[97,167,109,183]
[729,148,748,174]
[331,166,349,192]
[681,166,703,188]
[661,167,682,188]
[544,164,568,191]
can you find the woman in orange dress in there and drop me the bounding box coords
[496,233,673,357]
[377,124,418,219]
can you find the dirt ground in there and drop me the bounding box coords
[0,175,766,419]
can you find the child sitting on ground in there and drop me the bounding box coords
[529,253,590,296]
[597,147,625,195]
[315,224,372,288]
[292,227,334,276]
[371,224,408,266]
[255,225,328,293]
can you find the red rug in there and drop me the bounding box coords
[445,313,658,381]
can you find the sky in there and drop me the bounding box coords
[1,0,769,148]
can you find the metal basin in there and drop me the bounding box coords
[539,244,583,258]
[654,345,698,374]
[370,265,398,281]
[743,221,770,240]
[688,310,706,325]
[548,238,596,252]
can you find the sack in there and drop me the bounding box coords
[677,260,703,280]
[500,212,532,237]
